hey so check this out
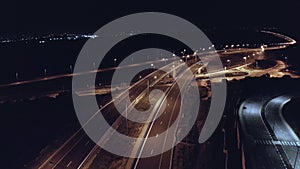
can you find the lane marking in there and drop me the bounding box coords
[66,161,72,168]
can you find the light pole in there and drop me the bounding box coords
[150,63,155,69]
[44,68,47,77]
[186,55,190,62]
[226,59,231,67]
[69,65,73,73]
[285,56,288,64]
[172,64,176,78]
[15,72,19,82]
[113,58,117,67]
[193,50,198,62]
[172,53,176,58]
[243,57,247,64]
[261,45,265,52]
[162,58,166,65]
[181,49,186,60]
[227,59,231,67]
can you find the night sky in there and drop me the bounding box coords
[1,0,300,39]
[0,0,300,83]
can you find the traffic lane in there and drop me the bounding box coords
[38,129,87,169]
[253,144,287,169]
[38,78,147,169]
[264,94,300,168]
[264,95,299,141]
[239,98,272,140]
[158,88,182,169]
[38,62,180,168]
[135,85,181,169]
[54,136,95,169]
[49,70,170,167]
[239,97,288,169]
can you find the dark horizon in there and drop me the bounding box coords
[1,1,300,38]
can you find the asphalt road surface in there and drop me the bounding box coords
[37,68,170,169]
[239,93,300,169]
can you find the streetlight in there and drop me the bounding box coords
[193,50,198,56]
[162,58,166,65]
[113,58,117,67]
[69,65,73,73]
[186,55,190,62]
[243,57,247,64]
[150,63,155,69]
[44,68,47,77]
[15,72,19,82]
[93,62,96,69]
[181,50,185,58]
[226,59,231,67]
[193,50,198,62]
[285,56,288,64]
[172,64,176,78]
[261,45,265,52]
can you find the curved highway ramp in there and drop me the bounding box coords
[239,93,300,169]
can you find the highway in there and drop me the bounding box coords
[132,62,198,169]
[31,30,298,169]
[239,93,300,169]
[37,66,171,169]
[37,59,189,169]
